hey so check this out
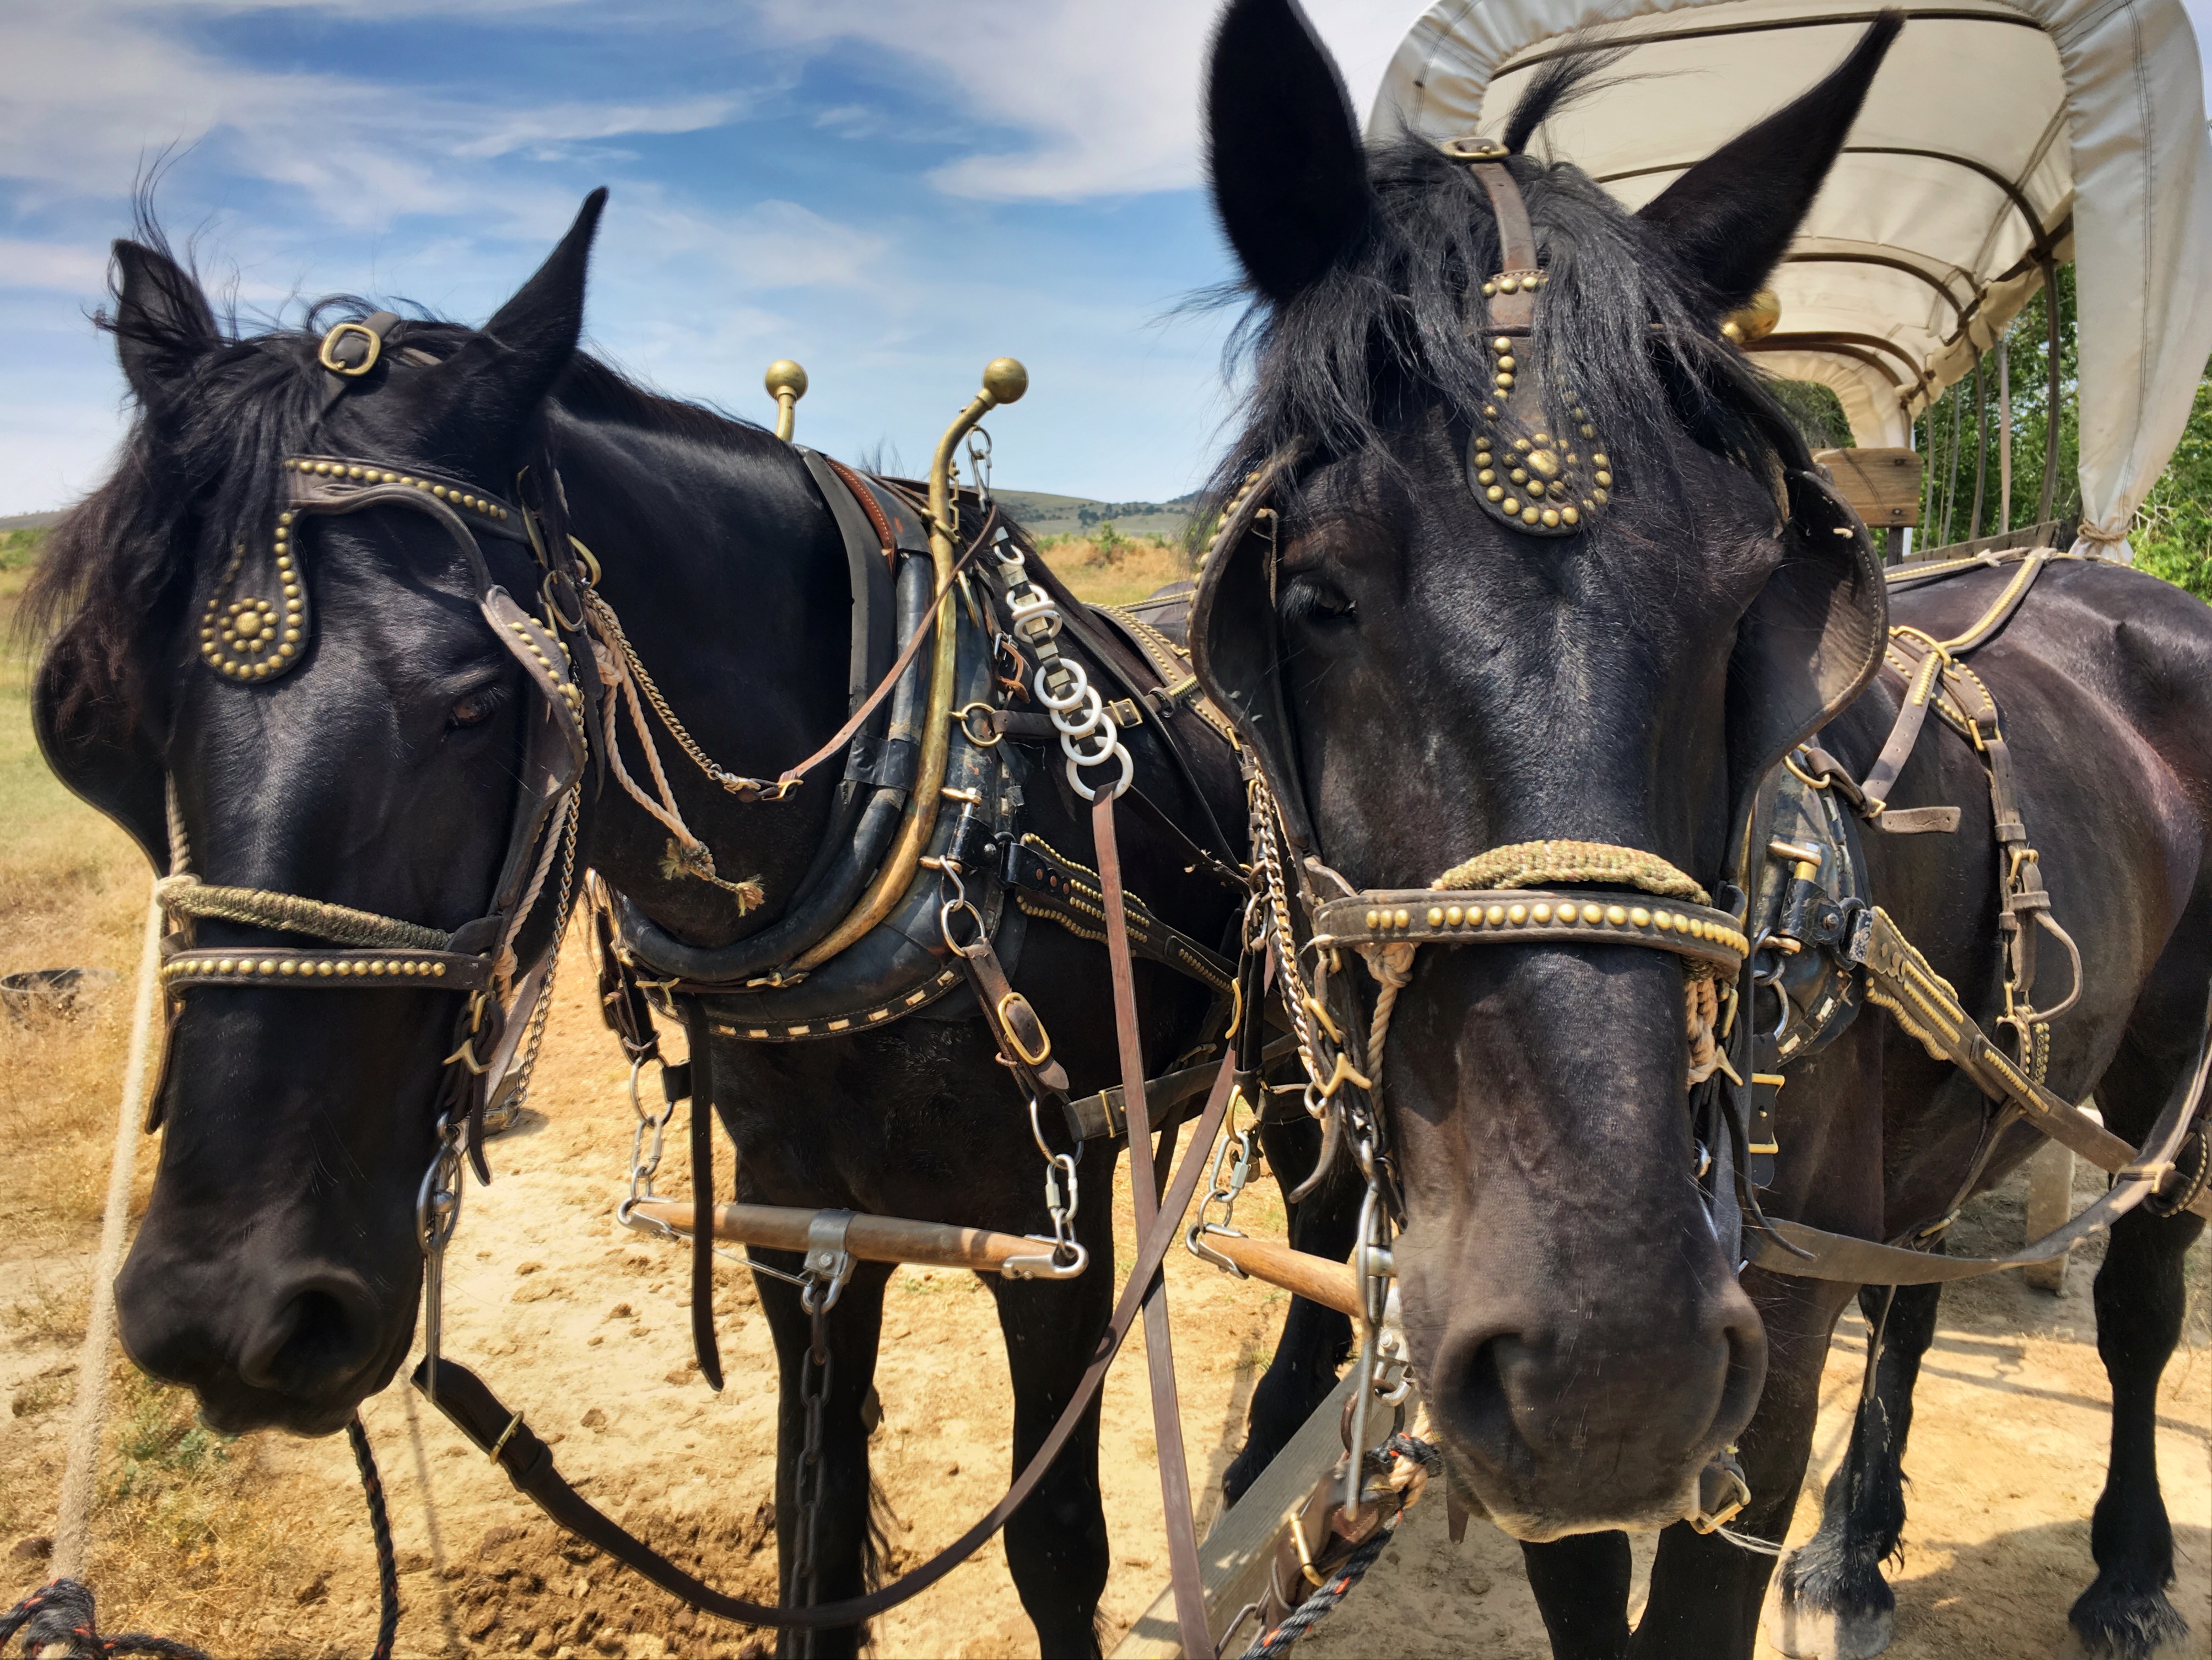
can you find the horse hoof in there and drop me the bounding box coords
[1763,1591,1896,1659]
[2058,1614,2195,1660]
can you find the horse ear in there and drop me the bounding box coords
[1206,0,1373,304]
[420,188,607,440]
[111,240,218,410]
[34,637,170,876]
[1638,14,1900,312]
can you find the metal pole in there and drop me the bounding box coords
[1998,330,2013,536]
[1969,353,1988,542]
[2038,258,2062,526]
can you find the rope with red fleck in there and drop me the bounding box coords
[0,1578,211,1659]
[347,1413,402,1660]
[1236,1432,1443,1660]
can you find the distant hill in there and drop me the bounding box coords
[0,511,62,532]
[994,490,1200,541]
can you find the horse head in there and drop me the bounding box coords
[1197,0,1893,1538]
[33,193,607,1435]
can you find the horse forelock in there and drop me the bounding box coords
[1204,117,1801,534]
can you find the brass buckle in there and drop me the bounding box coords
[317,320,385,378]
[996,991,1053,1067]
[1439,135,1509,161]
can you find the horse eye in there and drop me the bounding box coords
[447,687,504,730]
[1281,578,1356,626]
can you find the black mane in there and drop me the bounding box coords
[1207,76,1800,518]
[24,219,772,723]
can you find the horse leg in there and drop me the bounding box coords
[752,1250,894,1660]
[1520,1532,1633,1659]
[1765,1279,1944,1659]
[2066,1202,2205,1659]
[1622,1274,1854,1660]
[985,1188,1117,1660]
[1220,1114,1358,1507]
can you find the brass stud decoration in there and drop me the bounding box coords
[1468,368,1616,541]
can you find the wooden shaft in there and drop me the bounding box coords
[1202,1233,1363,1320]
[632,1199,1046,1274]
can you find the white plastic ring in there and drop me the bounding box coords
[1066,744,1134,801]
[1036,659,1091,712]
[1061,722,1119,766]
[1050,693,1104,740]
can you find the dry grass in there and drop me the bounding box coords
[1038,535,1191,610]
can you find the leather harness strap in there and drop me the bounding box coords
[413,1043,1243,1631]
[1093,795,1210,1660]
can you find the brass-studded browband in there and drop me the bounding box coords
[199,454,531,682]
[1312,887,1749,976]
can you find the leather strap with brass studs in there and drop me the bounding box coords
[1313,887,1749,976]
[1437,136,1616,538]
[159,947,496,991]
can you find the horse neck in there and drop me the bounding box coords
[545,406,852,942]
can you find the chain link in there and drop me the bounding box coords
[585,590,783,800]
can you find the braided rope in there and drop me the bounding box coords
[1237,1433,1444,1660]
[347,1415,401,1660]
[0,1578,213,1659]
[155,876,450,952]
[1431,839,1709,904]
[1358,942,1416,1099]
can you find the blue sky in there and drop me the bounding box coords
[0,0,1420,514]
[3,1,2209,515]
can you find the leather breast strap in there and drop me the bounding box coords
[1859,549,2047,813]
[411,1048,1242,1631]
[1747,954,2212,1283]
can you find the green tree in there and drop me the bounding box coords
[1913,264,2081,545]
[2134,371,2212,602]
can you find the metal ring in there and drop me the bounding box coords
[540,569,587,633]
[317,320,384,378]
[954,702,1003,747]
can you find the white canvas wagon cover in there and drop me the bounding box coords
[1369,0,2212,555]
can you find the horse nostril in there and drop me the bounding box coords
[238,1276,378,1398]
[1440,1331,1542,1483]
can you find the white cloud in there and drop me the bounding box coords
[746,0,1429,200]
[453,96,746,160]
[0,2,749,225]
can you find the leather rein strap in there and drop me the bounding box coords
[412,1044,1243,1632]
[1093,795,1211,1658]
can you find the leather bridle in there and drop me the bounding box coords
[152,424,598,1394]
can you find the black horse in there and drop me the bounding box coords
[24,195,1349,1658]
[1193,3,2209,1656]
